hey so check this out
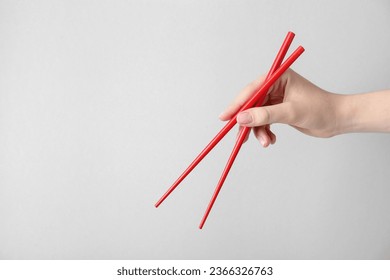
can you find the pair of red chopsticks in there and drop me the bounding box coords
[155,32,304,229]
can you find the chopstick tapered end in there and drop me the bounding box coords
[154,199,163,208]
[199,213,209,229]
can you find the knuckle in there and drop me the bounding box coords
[253,108,270,125]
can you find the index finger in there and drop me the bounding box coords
[219,75,266,121]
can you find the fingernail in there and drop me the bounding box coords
[237,112,252,124]
[259,137,265,146]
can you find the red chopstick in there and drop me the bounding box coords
[155,32,304,229]
[198,32,296,229]
[155,42,304,209]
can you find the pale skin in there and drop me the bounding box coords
[220,69,390,147]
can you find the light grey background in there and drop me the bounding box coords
[1,0,390,259]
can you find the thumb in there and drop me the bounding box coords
[236,103,294,127]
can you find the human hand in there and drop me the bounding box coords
[219,69,342,147]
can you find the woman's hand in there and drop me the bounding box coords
[220,69,342,147]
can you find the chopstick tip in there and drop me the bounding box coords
[199,218,207,229]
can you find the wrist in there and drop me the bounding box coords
[331,93,356,136]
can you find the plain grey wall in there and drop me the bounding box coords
[1,0,390,259]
